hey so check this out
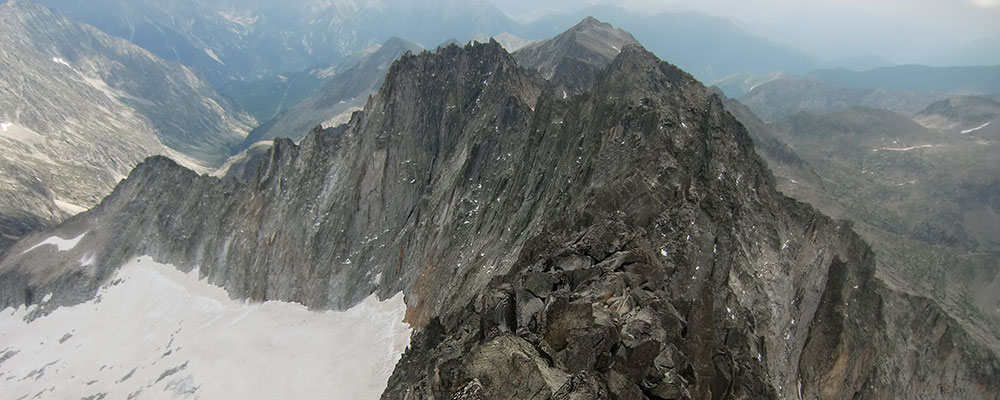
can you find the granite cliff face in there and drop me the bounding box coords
[0,22,995,399]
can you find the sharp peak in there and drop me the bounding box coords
[556,16,638,47]
[126,155,188,180]
[612,43,662,67]
[600,43,701,89]
[569,16,617,32]
[382,37,420,49]
[434,37,509,57]
[372,37,422,57]
[381,38,518,91]
[577,16,606,26]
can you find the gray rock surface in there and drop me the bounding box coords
[1,20,996,399]
[0,1,253,255]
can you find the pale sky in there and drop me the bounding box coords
[488,0,1000,64]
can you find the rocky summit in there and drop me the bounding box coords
[0,22,996,400]
[514,17,639,96]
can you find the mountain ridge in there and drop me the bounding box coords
[1,17,997,400]
[1,37,882,399]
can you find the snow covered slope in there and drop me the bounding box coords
[0,256,410,400]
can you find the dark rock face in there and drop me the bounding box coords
[1,23,993,399]
[0,213,46,259]
[377,43,883,399]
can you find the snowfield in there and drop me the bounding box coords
[873,144,939,152]
[22,231,87,253]
[0,256,411,400]
[961,121,990,134]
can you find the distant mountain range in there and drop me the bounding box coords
[716,64,1000,100]
[36,0,517,85]
[736,77,947,121]
[807,65,1000,94]
[37,0,821,87]
[715,64,1000,122]
[0,0,253,254]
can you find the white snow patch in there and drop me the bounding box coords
[562,91,567,99]
[314,64,338,79]
[0,256,411,400]
[0,122,44,144]
[204,48,226,65]
[79,251,98,267]
[54,199,88,215]
[874,144,938,152]
[217,10,259,27]
[611,45,620,52]
[51,57,71,67]
[82,76,128,101]
[961,121,990,134]
[22,232,86,254]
